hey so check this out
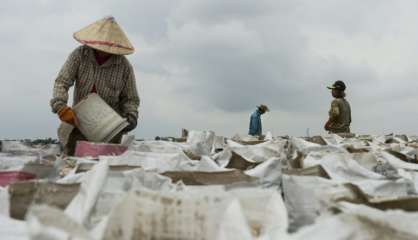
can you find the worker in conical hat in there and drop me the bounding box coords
[249,104,269,136]
[50,16,140,155]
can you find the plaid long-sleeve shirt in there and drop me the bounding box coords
[50,45,140,119]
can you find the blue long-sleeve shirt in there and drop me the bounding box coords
[249,110,262,136]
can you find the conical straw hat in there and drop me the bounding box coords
[73,16,134,55]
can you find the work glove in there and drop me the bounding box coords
[324,120,331,131]
[58,106,79,127]
[124,114,137,132]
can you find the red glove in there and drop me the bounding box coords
[324,120,331,131]
[58,106,79,127]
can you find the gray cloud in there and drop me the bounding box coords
[1,0,418,139]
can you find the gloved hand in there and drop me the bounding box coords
[124,114,137,132]
[324,120,331,131]
[58,106,79,127]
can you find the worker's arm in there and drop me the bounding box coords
[120,63,140,122]
[50,47,81,113]
[325,101,340,131]
[328,101,340,121]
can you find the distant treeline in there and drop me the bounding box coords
[1,138,59,145]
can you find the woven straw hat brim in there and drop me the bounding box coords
[73,17,134,55]
[73,35,134,55]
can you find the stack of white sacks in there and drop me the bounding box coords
[1,132,418,239]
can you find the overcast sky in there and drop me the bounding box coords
[1,0,418,139]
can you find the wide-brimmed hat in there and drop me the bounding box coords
[257,104,270,112]
[327,80,346,91]
[73,16,134,55]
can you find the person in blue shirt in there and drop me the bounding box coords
[249,104,269,136]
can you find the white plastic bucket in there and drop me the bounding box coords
[72,93,129,143]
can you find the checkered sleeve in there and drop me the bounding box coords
[50,47,81,113]
[120,62,140,119]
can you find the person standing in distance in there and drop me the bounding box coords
[324,80,351,134]
[249,104,269,136]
